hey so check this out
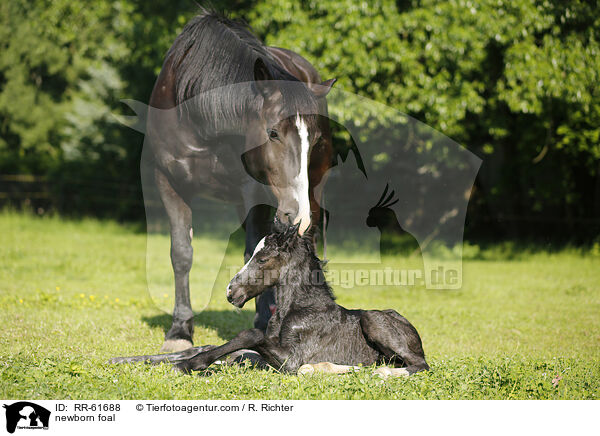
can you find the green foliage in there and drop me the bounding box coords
[0,1,200,219]
[246,0,599,163]
[246,0,600,237]
[0,1,126,170]
[1,212,599,399]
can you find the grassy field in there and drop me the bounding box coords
[1,211,599,399]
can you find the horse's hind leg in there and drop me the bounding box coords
[156,169,195,352]
[360,310,429,376]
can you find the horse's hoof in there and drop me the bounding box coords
[160,339,193,353]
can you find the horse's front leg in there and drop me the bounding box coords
[156,169,195,352]
[240,200,275,331]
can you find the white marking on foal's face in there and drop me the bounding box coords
[293,114,311,235]
[226,237,266,298]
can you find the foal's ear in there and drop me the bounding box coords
[278,222,300,243]
[309,78,337,98]
[282,222,301,250]
[289,221,302,236]
[272,215,286,233]
[302,224,316,241]
[253,58,279,99]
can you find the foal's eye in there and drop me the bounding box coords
[257,258,268,264]
[267,129,279,140]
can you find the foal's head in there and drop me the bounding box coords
[226,222,316,308]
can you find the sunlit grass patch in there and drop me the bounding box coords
[1,211,599,399]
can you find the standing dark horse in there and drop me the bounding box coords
[147,10,336,352]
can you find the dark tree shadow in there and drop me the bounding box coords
[142,310,254,342]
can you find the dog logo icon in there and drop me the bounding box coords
[2,402,50,433]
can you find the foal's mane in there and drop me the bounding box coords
[165,8,318,135]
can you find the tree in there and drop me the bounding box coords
[245,0,600,238]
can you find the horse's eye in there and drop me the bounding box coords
[267,129,279,140]
[257,258,268,264]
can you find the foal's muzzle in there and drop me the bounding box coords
[226,283,248,308]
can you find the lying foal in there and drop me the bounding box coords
[111,223,429,376]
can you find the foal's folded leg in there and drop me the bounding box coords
[359,310,429,375]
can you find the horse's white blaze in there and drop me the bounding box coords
[226,237,266,297]
[294,114,311,235]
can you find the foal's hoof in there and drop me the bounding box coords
[160,339,193,353]
[298,364,315,375]
[373,367,409,378]
[298,362,360,375]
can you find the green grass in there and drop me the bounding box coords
[1,211,599,399]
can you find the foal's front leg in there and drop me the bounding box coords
[177,329,267,372]
[109,345,216,365]
[176,329,296,373]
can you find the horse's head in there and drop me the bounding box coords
[226,222,312,307]
[243,58,335,235]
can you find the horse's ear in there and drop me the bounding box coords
[254,57,272,81]
[253,58,278,98]
[309,78,337,98]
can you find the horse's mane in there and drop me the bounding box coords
[165,8,318,136]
